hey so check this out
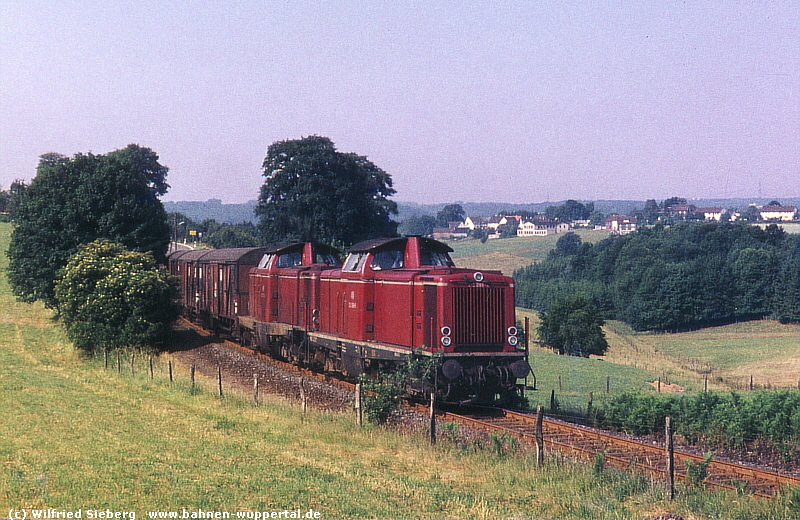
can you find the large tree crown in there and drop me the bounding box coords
[256,136,397,246]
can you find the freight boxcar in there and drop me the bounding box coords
[168,247,266,334]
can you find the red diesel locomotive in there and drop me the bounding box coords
[168,236,531,401]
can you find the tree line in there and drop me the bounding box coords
[515,222,799,331]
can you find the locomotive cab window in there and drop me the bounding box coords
[257,254,274,269]
[420,249,453,267]
[371,249,404,270]
[343,253,367,272]
[315,252,341,266]
[276,251,302,268]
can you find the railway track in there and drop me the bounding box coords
[434,406,799,498]
[180,318,799,498]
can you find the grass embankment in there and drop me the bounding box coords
[1,222,798,518]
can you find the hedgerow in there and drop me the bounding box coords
[599,390,800,462]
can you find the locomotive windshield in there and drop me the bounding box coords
[276,251,302,267]
[315,252,341,266]
[370,249,404,270]
[420,248,454,267]
[342,253,368,272]
[257,253,274,269]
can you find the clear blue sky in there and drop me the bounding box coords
[1,1,798,204]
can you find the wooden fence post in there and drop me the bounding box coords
[149,356,154,380]
[117,351,121,374]
[299,379,307,414]
[550,389,556,412]
[534,405,544,467]
[587,391,593,419]
[130,352,135,375]
[253,374,259,407]
[665,416,675,500]
[217,365,223,398]
[429,392,436,445]
[104,349,108,370]
[606,375,610,393]
[749,374,754,391]
[168,360,173,382]
[558,374,562,391]
[190,364,196,391]
[355,383,363,427]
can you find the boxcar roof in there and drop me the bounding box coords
[167,249,193,262]
[195,247,267,263]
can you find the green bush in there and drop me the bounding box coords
[599,390,800,460]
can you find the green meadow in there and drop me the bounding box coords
[447,229,610,275]
[1,222,798,518]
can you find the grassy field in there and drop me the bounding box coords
[2,222,798,518]
[446,229,610,275]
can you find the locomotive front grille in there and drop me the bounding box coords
[452,286,505,350]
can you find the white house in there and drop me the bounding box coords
[517,219,570,237]
[605,215,637,235]
[463,216,488,230]
[759,205,797,222]
[694,207,726,221]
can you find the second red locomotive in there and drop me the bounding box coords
[169,236,531,402]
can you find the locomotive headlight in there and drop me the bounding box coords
[473,272,484,282]
[440,326,451,337]
[507,326,517,337]
[441,336,452,347]
[508,335,518,346]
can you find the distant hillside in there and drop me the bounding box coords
[164,199,258,224]
[398,198,800,219]
[165,197,800,225]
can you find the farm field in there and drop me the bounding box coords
[446,229,610,275]
[1,222,797,518]
[513,310,800,407]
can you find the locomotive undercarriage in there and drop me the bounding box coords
[238,318,531,403]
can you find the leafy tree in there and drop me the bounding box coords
[537,294,609,357]
[7,145,170,307]
[7,179,27,219]
[256,136,397,246]
[398,215,437,236]
[54,240,178,354]
[0,185,9,214]
[551,232,582,256]
[637,199,660,224]
[207,224,259,248]
[545,200,593,221]
[498,219,519,238]
[436,203,466,227]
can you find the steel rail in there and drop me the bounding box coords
[437,406,799,498]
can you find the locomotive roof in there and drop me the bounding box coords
[349,236,453,253]
[264,242,341,256]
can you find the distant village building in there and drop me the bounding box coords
[759,205,797,222]
[486,215,508,231]
[517,217,570,237]
[605,215,637,235]
[667,204,693,218]
[463,216,488,230]
[693,207,726,221]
